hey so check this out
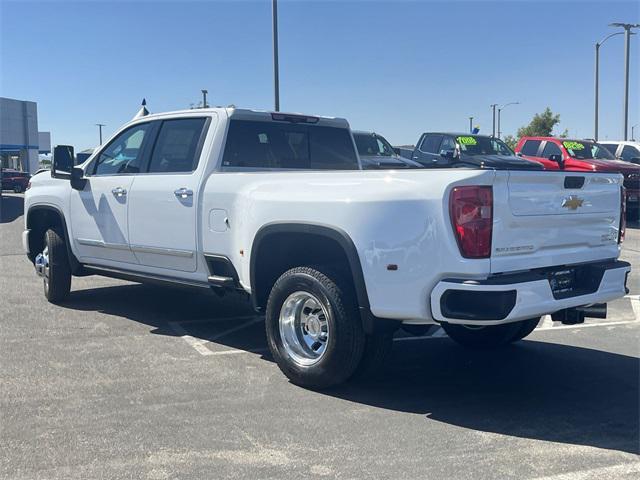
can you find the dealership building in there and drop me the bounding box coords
[1,97,51,173]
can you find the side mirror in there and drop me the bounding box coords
[549,154,565,169]
[52,145,74,178]
[70,166,87,190]
[440,149,455,159]
[515,152,523,157]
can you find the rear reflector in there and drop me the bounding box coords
[450,186,493,258]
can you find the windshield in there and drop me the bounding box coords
[562,140,615,160]
[456,136,514,156]
[354,133,394,157]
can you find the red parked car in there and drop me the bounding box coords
[0,169,31,193]
[515,137,640,215]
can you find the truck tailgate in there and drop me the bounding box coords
[491,171,623,273]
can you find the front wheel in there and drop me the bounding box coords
[40,228,72,303]
[441,317,541,349]
[265,267,365,389]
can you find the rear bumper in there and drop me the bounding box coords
[430,260,630,325]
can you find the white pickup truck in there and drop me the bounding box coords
[24,107,630,388]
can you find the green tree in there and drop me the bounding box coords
[516,107,562,138]
[503,134,517,150]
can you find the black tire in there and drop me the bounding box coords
[13,184,22,193]
[351,333,393,381]
[510,317,541,342]
[43,228,71,303]
[441,321,524,349]
[265,266,365,389]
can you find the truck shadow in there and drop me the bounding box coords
[0,194,24,224]
[59,282,639,456]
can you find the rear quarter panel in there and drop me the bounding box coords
[201,169,496,322]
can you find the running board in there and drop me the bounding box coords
[83,264,211,290]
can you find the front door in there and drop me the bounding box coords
[127,116,211,273]
[69,122,152,265]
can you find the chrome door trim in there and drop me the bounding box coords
[77,238,130,250]
[130,244,194,258]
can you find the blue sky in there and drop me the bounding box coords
[1,0,638,150]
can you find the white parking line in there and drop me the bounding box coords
[168,316,265,356]
[169,299,639,356]
[168,321,217,356]
[534,319,638,331]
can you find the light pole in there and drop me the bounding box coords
[610,23,639,140]
[272,0,280,111]
[632,124,638,141]
[497,102,520,139]
[490,104,498,137]
[594,31,624,140]
[469,116,473,133]
[95,123,105,145]
[201,89,208,108]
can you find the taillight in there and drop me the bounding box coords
[450,186,493,258]
[619,186,626,244]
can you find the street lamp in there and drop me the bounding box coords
[95,123,105,145]
[497,102,520,139]
[490,104,498,137]
[609,23,639,140]
[469,116,474,133]
[632,124,638,141]
[594,31,624,140]
[201,89,208,109]
[272,0,280,111]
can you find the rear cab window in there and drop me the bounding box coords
[221,118,359,170]
[520,140,542,156]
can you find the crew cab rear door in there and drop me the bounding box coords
[127,115,212,272]
[491,171,623,273]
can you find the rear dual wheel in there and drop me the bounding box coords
[265,267,391,389]
[441,317,540,349]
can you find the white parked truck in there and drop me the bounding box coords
[24,108,630,388]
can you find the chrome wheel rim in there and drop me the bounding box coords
[40,245,50,289]
[279,291,330,367]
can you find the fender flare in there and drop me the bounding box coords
[26,204,83,274]
[250,222,399,334]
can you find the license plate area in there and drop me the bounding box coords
[548,264,604,299]
[549,269,576,297]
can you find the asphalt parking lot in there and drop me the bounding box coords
[1,193,638,480]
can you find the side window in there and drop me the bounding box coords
[621,145,640,161]
[440,136,456,152]
[601,143,619,157]
[419,134,444,153]
[147,118,207,173]
[541,141,562,158]
[93,123,150,175]
[520,140,541,156]
[221,120,358,170]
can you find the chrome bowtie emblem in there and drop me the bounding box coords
[562,195,584,210]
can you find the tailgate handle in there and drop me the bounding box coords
[564,176,585,189]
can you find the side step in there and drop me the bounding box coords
[207,275,236,288]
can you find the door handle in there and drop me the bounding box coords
[174,188,193,199]
[111,187,127,197]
